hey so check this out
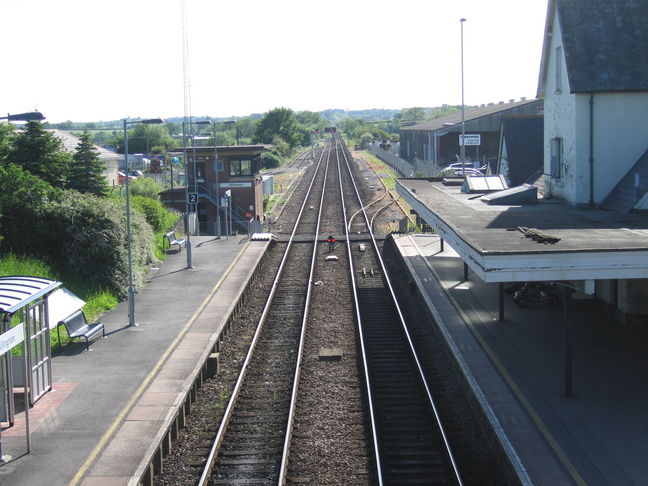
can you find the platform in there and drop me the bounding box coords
[393,233,648,486]
[0,235,270,486]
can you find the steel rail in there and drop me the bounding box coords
[196,141,330,486]
[337,135,464,485]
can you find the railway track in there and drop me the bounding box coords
[336,137,463,486]
[197,143,332,485]
[162,135,464,486]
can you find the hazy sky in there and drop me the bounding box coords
[0,0,549,123]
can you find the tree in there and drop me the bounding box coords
[68,128,108,196]
[7,121,71,188]
[111,123,175,155]
[0,123,15,165]
[235,118,257,142]
[0,163,62,255]
[396,107,426,124]
[253,107,302,148]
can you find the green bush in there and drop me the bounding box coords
[132,195,170,232]
[129,176,165,199]
[0,165,160,300]
[45,191,157,298]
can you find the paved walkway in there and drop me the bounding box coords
[395,234,648,486]
[0,235,268,486]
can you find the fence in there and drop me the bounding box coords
[367,144,416,177]
[368,143,443,178]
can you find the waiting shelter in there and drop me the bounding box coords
[0,276,65,418]
[0,276,62,460]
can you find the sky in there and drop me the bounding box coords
[0,0,549,123]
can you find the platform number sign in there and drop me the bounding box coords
[188,193,198,204]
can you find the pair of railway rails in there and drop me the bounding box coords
[162,136,464,485]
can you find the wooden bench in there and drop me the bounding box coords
[58,310,105,351]
[163,231,186,252]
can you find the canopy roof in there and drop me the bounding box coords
[0,276,62,316]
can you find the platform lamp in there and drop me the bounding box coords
[123,117,164,327]
[0,111,45,122]
[460,18,467,178]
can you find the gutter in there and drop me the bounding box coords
[589,93,594,206]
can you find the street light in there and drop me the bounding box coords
[123,117,164,327]
[460,18,467,178]
[0,111,45,122]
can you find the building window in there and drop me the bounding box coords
[550,137,562,178]
[230,159,252,177]
[555,46,563,92]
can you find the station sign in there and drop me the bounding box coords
[221,182,251,188]
[0,324,24,356]
[188,193,198,203]
[459,134,481,146]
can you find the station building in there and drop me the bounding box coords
[160,145,269,235]
[399,99,544,172]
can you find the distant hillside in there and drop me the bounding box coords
[45,106,460,130]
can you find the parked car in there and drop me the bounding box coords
[118,171,137,184]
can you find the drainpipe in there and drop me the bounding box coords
[589,93,594,206]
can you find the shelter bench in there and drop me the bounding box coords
[163,231,186,252]
[58,310,105,351]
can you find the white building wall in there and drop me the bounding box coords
[543,18,578,203]
[544,16,648,206]
[590,92,648,203]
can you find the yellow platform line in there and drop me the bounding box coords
[69,242,250,486]
[409,235,587,486]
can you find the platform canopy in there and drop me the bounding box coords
[0,276,62,316]
[396,178,648,283]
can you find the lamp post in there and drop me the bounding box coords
[123,117,164,327]
[460,18,467,178]
[0,111,45,122]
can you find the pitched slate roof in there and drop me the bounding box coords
[400,99,540,132]
[548,0,648,93]
[499,117,544,187]
[46,129,120,162]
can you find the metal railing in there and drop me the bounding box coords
[368,143,416,177]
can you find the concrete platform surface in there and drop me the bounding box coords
[395,233,648,486]
[0,235,269,486]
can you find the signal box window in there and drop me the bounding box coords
[230,159,252,176]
